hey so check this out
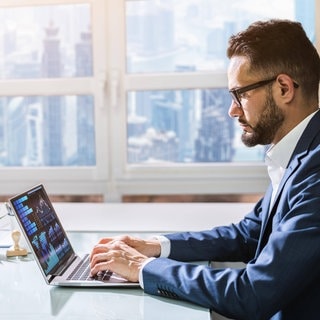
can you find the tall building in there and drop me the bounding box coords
[75,28,95,165]
[126,2,175,73]
[42,22,63,166]
[0,98,6,164]
[25,99,43,166]
[7,97,28,166]
[194,89,235,162]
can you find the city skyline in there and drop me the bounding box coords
[0,1,314,166]
[0,16,95,166]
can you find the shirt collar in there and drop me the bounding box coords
[266,110,318,170]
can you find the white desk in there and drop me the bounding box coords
[0,202,254,320]
[54,202,250,233]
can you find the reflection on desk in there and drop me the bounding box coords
[0,232,209,320]
[49,287,208,320]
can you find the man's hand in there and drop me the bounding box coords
[90,235,161,282]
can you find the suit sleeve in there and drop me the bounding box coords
[165,195,268,263]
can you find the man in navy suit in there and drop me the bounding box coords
[90,20,320,319]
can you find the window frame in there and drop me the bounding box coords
[0,0,318,201]
[0,0,109,197]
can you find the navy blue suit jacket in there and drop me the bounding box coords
[142,110,320,320]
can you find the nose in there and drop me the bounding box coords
[228,100,243,118]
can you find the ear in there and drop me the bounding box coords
[275,74,297,103]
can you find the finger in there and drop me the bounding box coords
[89,237,116,257]
[91,251,108,266]
[90,251,113,274]
[90,250,125,277]
[98,237,114,245]
[98,235,130,245]
[91,254,136,281]
[90,248,123,269]
[90,260,112,276]
[90,245,107,261]
[90,243,119,262]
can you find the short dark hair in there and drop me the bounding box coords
[227,19,320,100]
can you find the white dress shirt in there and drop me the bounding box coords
[265,110,317,209]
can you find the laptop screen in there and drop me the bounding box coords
[10,185,74,276]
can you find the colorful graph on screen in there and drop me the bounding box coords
[12,186,72,275]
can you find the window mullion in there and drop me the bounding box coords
[0,78,94,96]
[125,72,228,91]
[0,0,94,8]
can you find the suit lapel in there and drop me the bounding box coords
[255,157,303,256]
[255,110,320,256]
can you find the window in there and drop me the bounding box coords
[2,95,95,166]
[0,4,95,167]
[0,0,318,201]
[0,0,107,198]
[125,0,315,164]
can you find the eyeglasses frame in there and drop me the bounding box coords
[229,76,299,107]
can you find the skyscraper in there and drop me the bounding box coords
[42,21,63,166]
[74,28,95,165]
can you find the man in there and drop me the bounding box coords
[90,19,320,319]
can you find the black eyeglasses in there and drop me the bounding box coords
[229,77,299,107]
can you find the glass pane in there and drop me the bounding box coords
[0,95,95,166]
[126,0,314,73]
[127,89,265,163]
[0,4,92,79]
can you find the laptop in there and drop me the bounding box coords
[9,184,139,287]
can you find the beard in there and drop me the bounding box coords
[240,93,285,147]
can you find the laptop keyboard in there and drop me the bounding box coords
[67,254,113,282]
